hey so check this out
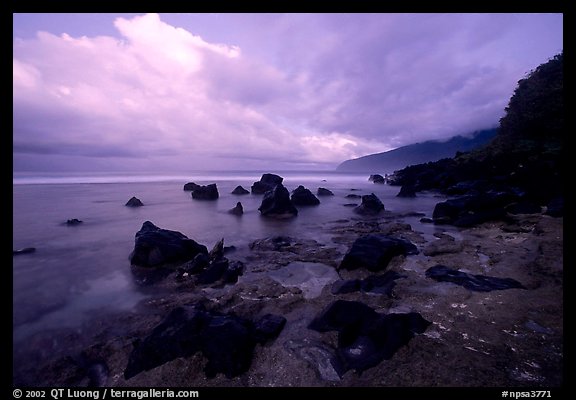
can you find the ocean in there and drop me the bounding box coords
[12,171,445,343]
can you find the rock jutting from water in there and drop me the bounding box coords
[125,197,144,207]
[251,173,284,194]
[231,185,250,195]
[65,218,83,225]
[191,184,219,200]
[369,174,386,184]
[129,221,208,268]
[228,202,244,215]
[258,184,298,218]
[354,193,385,215]
[291,185,320,206]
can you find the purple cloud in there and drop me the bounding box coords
[13,13,563,172]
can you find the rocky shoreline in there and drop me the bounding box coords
[13,203,563,387]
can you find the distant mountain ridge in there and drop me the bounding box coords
[336,129,497,173]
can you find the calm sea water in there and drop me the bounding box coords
[12,171,444,342]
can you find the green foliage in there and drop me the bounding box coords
[499,53,563,143]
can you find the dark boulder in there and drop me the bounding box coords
[308,300,430,376]
[317,187,334,196]
[191,184,219,200]
[397,184,417,198]
[124,304,286,380]
[258,184,298,218]
[251,173,284,194]
[291,185,320,206]
[228,202,244,215]
[369,174,386,184]
[183,182,200,191]
[354,193,385,215]
[339,234,418,272]
[231,185,250,195]
[125,197,144,207]
[425,265,526,292]
[129,221,208,268]
[66,218,83,225]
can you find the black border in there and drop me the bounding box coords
[9,1,568,396]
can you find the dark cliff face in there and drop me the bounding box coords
[389,53,563,206]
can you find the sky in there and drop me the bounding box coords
[13,13,563,173]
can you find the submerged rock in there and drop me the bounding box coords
[291,185,320,206]
[339,234,418,272]
[425,265,526,292]
[258,184,298,218]
[317,187,334,196]
[191,183,219,200]
[13,247,36,255]
[251,173,284,194]
[308,300,430,375]
[129,221,208,268]
[354,193,385,215]
[369,174,385,184]
[231,185,250,195]
[125,197,144,207]
[124,304,286,380]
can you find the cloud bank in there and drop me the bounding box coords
[13,13,563,172]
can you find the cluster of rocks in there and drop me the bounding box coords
[124,303,286,379]
[176,238,245,286]
[124,221,288,380]
[178,174,389,220]
[387,154,563,226]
